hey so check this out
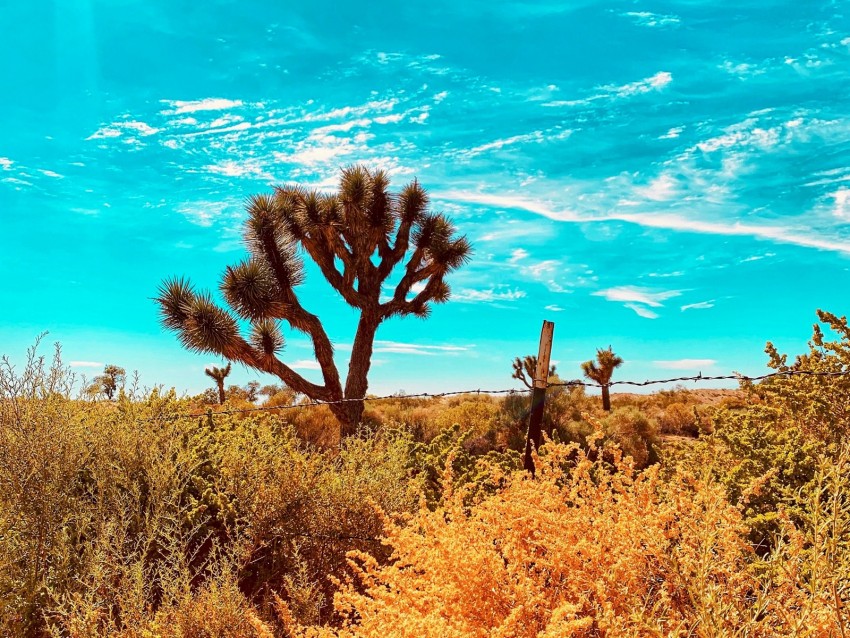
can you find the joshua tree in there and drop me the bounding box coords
[511,355,557,389]
[581,347,623,411]
[204,362,231,404]
[89,364,125,400]
[156,165,471,436]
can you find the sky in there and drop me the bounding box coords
[1,0,849,397]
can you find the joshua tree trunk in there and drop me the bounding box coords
[601,384,611,412]
[336,308,380,436]
[216,380,225,405]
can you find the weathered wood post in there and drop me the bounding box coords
[523,320,555,476]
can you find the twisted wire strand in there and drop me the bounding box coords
[144,368,850,422]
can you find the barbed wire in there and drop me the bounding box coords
[145,368,850,422]
[149,387,527,422]
[549,368,850,388]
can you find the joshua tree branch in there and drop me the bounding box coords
[300,234,363,308]
[226,333,334,401]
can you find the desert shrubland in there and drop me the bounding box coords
[3,311,850,636]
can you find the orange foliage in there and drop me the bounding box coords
[282,437,843,637]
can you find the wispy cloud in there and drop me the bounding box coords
[659,126,684,139]
[635,174,678,201]
[833,188,850,219]
[373,340,470,356]
[453,286,527,303]
[176,200,239,228]
[653,359,717,370]
[86,120,160,140]
[544,304,564,312]
[70,361,104,368]
[441,192,850,255]
[161,98,244,115]
[624,303,659,319]
[0,157,12,170]
[458,128,572,159]
[544,71,672,107]
[290,359,322,370]
[681,301,715,311]
[204,159,273,180]
[592,286,682,307]
[595,286,682,319]
[508,248,529,263]
[609,71,673,97]
[621,11,680,28]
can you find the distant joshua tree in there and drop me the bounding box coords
[89,364,125,400]
[511,355,557,389]
[204,362,231,405]
[156,165,471,436]
[581,347,623,411]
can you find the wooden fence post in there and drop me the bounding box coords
[523,320,555,476]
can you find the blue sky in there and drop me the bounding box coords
[2,0,849,396]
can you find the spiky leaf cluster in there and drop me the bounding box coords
[581,347,624,386]
[204,362,231,383]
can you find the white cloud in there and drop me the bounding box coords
[438,191,584,222]
[2,177,33,187]
[453,286,527,303]
[441,191,850,255]
[373,340,469,356]
[659,126,684,139]
[374,113,404,124]
[0,157,12,170]
[290,359,322,370]
[624,303,659,319]
[606,71,673,98]
[544,304,564,312]
[87,120,160,140]
[694,120,782,154]
[176,200,236,227]
[274,134,360,166]
[311,118,372,135]
[681,300,715,311]
[38,169,63,179]
[410,110,430,124]
[653,359,717,370]
[460,128,572,159]
[621,11,680,28]
[543,71,672,107]
[636,174,678,201]
[522,259,560,278]
[833,188,850,219]
[719,61,766,79]
[162,98,244,115]
[593,286,682,307]
[508,248,529,263]
[614,211,850,254]
[204,159,272,180]
[301,98,398,124]
[69,361,104,368]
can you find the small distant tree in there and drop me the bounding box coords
[259,383,283,399]
[244,380,260,403]
[204,362,231,404]
[511,355,556,389]
[89,364,125,400]
[581,347,623,411]
[156,165,471,436]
